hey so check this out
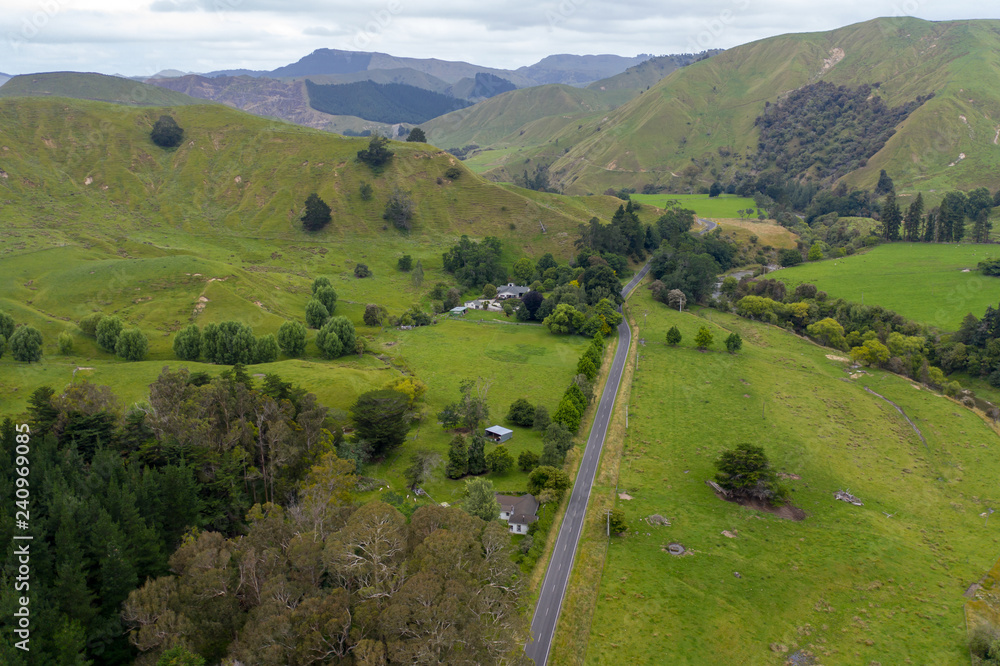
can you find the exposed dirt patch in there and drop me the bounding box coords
[825,354,848,362]
[721,530,738,538]
[711,487,806,521]
[777,472,801,480]
[618,492,633,500]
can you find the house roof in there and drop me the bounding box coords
[496,493,539,525]
[497,284,530,297]
[485,425,513,437]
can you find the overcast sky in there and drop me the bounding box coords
[0,0,995,77]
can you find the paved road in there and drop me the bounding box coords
[697,217,718,235]
[525,261,651,665]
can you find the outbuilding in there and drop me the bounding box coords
[449,306,468,316]
[484,425,513,443]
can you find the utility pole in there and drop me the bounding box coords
[606,508,612,538]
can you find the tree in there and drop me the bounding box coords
[694,326,714,350]
[577,356,598,381]
[506,398,535,427]
[150,115,184,148]
[467,433,488,475]
[356,133,394,168]
[463,477,500,522]
[485,445,514,474]
[880,191,902,241]
[532,405,551,431]
[972,208,993,244]
[544,303,586,334]
[9,326,42,363]
[666,289,686,311]
[512,257,536,285]
[438,379,491,431]
[173,323,201,361]
[397,255,412,271]
[778,248,802,267]
[276,320,307,356]
[518,450,540,472]
[406,127,426,142]
[404,450,440,489]
[709,182,722,198]
[0,310,16,340]
[350,389,412,460]
[714,443,787,504]
[903,192,924,241]
[609,507,629,534]
[115,328,149,361]
[502,301,514,317]
[383,188,415,231]
[157,645,206,666]
[412,259,424,286]
[354,263,372,278]
[445,436,469,478]
[551,398,582,433]
[725,332,743,354]
[363,304,388,327]
[543,421,573,458]
[483,283,498,300]
[301,193,332,231]
[316,316,356,359]
[807,243,823,261]
[443,287,462,311]
[305,298,330,329]
[875,169,894,196]
[312,278,338,313]
[96,315,124,352]
[254,334,279,364]
[58,331,74,355]
[850,339,890,367]
[527,466,571,496]
[359,181,374,201]
[806,318,846,349]
[666,326,682,346]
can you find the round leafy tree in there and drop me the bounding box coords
[9,326,43,363]
[276,320,307,356]
[666,326,682,346]
[713,443,788,504]
[305,299,330,329]
[506,398,535,427]
[115,328,149,361]
[95,315,124,353]
[406,127,426,142]
[173,323,201,361]
[151,115,184,148]
[301,193,332,232]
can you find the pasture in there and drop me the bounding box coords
[581,288,1000,665]
[630,193,759,219]
[774,243,1000,331]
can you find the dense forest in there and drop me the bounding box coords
[752,82,930,182]
[305,80,471,124]
[0,367,529,665]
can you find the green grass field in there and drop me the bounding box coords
[583,288,1000,665]
[774,243,1000,331]
[630,194,759,219]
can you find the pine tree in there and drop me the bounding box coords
[694,326,714,350]
[903,192,924,241]
[972,209,992,244]
[467,433,487,475]
[446,436,468,478]
[875,169,894,195]
[923,209,937,242]
[665,326,682,346]
[880,191,902,241]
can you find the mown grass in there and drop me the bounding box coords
[583,288,1000,665]
[774,243,998,331]
[630,194,758,219]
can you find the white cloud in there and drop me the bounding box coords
[0,1,995,76]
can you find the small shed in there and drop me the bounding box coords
[449,306,468,316]
[485,425,513,443]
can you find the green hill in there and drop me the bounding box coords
[423,84,636,153]
[0,71,207,106]
[468,18,1000,195]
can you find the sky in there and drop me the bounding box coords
[0,0,995,77]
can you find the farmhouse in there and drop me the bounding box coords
[485,425,513,443]
[496,283,530,300]
[496,493,539,534]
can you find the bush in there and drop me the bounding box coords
[276,321,307,357]
[778,248,803,267]
[9,326,43,363]
[209,321,256,365]
[254,334,279,364]
[78,312,104,337]
[714,443,788,504]
[354,263,372,278]
[115,328,149,361]
[666,326,682,346]
[397,255,413,271]
[445,166,462,180]
[95,315,124,353]
[609,507,629,534]
[150,115,184,148]
[357,134,393,169]
[301,193,332,232]
[518,450,540,472]
[532,404,551,431]
[316,316,356,359]
[527,466,571,496]
[725,332,743,354]
[359,181,374,201]
[694,326,714,350]
[173,323,201,361]
[58,331,74,355]
[305,298,330,329]
[485,445,514,474]
[406,127,426,142]
[383,188,415,231]
[506,398,535,427]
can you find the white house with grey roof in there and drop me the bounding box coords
[496,493,539,534]
[496,283,530,300]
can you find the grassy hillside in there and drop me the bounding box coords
[578,290,1000,665]
[472,18,1000,195]
[0,72,205,106]
[774,243,998,331]
[423,84,635,151]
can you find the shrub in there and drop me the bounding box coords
[359,181,374,200]
[58,331,74,355]
[445,166,462,180]
[532,405,551,431]
[305,299,330,329]
[383,188,415,231]
[316,316,356,359]
[78,312,104,337]
[151,115,184,148]
[485,445,514,474]
[9,326,43,363]
[276,321,307,357]
[254,334,280,364]
[518,450,540,472]
[301,193,332,231]
[714,443,788,504]
[506,398,535,427]
[95,315,124,353]
[354,263,372,278]
[694,326,714,350]
[778,248,803,267]
[397,255,412,271]
[666,326,682,346]
[357,134,393,168]
[115,328,149,361]
[173,324,201,361]
[725,332,743,354]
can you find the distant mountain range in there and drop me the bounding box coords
[0,73,11,87]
